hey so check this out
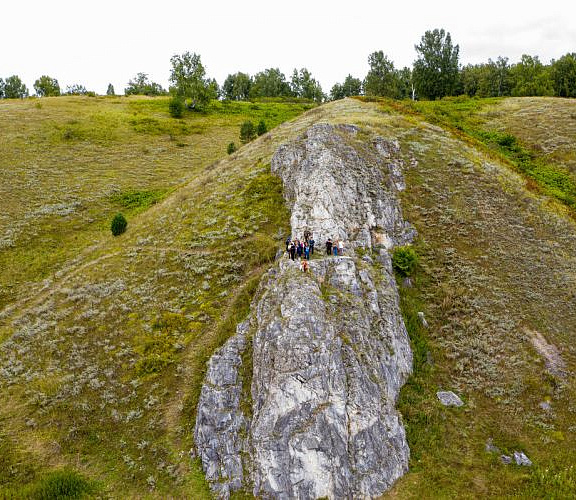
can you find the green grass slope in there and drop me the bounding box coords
[0,96,312,313]
[1,96,575,498]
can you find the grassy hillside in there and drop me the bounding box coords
[0,96,312,313]
[380,96,576,214]
[1,96,575,498]
[0,96,315,497]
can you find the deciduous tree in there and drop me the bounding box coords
[330,75,362,100]
[413,29,460,99]
[169,52,216,110]
[125,73,165,96]
[106,83,115,96]
[290,68,324,102]
[65,84,89,95]
[551,53,576,97]
[250,68,291,98]
[364,52,399,98]
[34,75,61,97]
[509,55,554,97]
[222,72,252,100]
[4,75,29,99]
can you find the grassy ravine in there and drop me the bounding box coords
[356,96,576,217]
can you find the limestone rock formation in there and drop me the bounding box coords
[195,123,414,499]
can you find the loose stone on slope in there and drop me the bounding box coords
[436,391,464,407]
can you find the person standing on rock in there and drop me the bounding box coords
[296,240,303,259]
[304,242,310,260]
[288,241,296,261]
[285,236,291,252]
[326,238,333,256]
[304,229,311,243]
[309,236,315,255]
[333,239,339,256]
[338,239,344,255]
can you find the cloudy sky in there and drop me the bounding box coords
[2,0,574,95]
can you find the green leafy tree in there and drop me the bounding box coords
[4,75,29,99]
[240,121,256,143]
[250,68,292,98]
[461,57,511,98]
[106,83,115,96]
[509,55,554,96]
[34,75,60,97]
[364,52,399,98]
[65,84,89,95]
[413,28,460,99]
[550,53,576,97]
[0,78,4,99]
[342,75,362,97]
[222,72,252,100]
[330,83,344,100]
[331,74,362,100]
[257,120,267,136]
[460,64,482,96]
[125,73,165,96]
[290,68,324,102]
[111,213,128,236]
[396,67,416,99]
[169,96,184,118]
[489,57,512,97]
[169,52,216,110]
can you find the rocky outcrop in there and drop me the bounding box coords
[272,123,414,250]
[194,124,414,499]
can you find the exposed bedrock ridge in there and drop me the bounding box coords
[195,123,414,499]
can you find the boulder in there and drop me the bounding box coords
[437,391,464,407]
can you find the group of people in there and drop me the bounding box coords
[325,238,345,256]
[285,230,315,261]
[285,230,346,268]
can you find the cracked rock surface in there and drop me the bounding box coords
[195,123,414,498]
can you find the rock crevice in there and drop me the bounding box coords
[195,123,414,499]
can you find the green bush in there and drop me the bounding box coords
[111,189,167,211]
[392,246,418,277]
[30,469,93,499]
[110,213,127,236]
[239,121,256,143]
[257,119,267,136]
[227,142,237,154]
[169,96,185,118]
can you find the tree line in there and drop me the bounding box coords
[1,28,575,102]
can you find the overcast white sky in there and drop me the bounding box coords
[2,0,575,95]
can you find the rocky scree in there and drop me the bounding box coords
[195,123,414,499]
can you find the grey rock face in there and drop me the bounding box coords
[271,123,414,251]
[436,391,464,407]
[195,124,414,498]
[250,257,412,499]
[194,321,250,499]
